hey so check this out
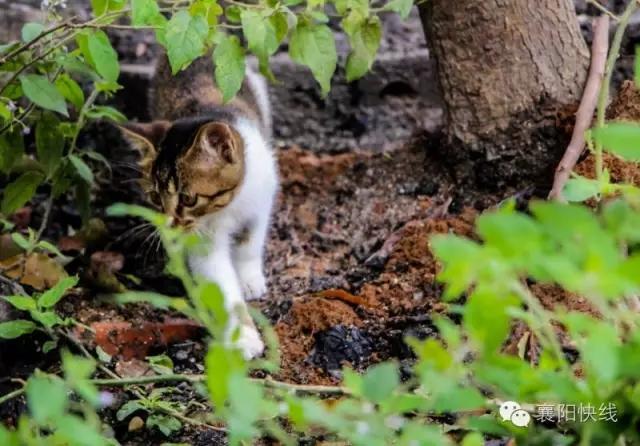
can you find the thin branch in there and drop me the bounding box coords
[0,387,25,406]
[0,21,71,65]
[92,374,351,395]
[35,195,54,242]
[587,0,620,21]
[0,272,28,296]
[595,0,638,181]
[0,103,35,135]
[0,31,75,97]
[548,15,610,200]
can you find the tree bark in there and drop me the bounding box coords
[420,0,590,189]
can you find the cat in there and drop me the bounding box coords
[119,54,278,359]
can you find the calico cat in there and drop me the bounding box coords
[120,54,277,359]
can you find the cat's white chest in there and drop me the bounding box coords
[190,117,277,359]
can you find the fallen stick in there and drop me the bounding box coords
[548,15,610,201]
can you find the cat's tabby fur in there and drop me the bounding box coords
[120,54,277,359]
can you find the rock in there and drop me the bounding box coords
[309,325,373,373]
[128,416,145,432]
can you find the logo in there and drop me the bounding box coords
[499,401,531,427]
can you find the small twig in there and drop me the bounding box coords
[0,387,25,406]
[92,374,351,395]
[0,31,75,97]
[587,0,620,21]
[0,103,35,136]
[0,272,28,296]
[549,15,610,200]
[35,195,54,242]
[595,0,638,182]
[0,21,71,65]
[59,329,121,380]
[69,89,100,155]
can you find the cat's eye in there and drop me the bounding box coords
[180,193,198,207]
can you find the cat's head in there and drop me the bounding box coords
[119,118,245,229]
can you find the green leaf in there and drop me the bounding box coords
[132,0,163,26]
[345,17,381,82]
[225,5,242,23]
[21,23,44,43]
[3,296,36,311]
[36,112,65,177]
[190,0,224,25]
[91,0,108,15]
[383,0,413,19]
[32,311,62,329]
[43,340,58,353]
[38,276,79,308]
[37,240,68,258]
[55,75,85,110]
[1,171,44,215]
[87,31,120,83]
[464,288,518,354]
[26,375,68,424]
[69,154,94,184]
[0,130,25,174]
[593,122,640,161]
[581,322,620,385]
[10,232,31,251]
[362,362,398,403]
[147,353,174,375]
[90,0,125,16]
[56,414,108,446]
[0,320,36,339]
[289,22,337,95]
[116,400,146,421]
[476,209,543,260]
[227,374,263,443]
[0,103,10,122]
[20,74,68,117]
[431,235,482,299]
[165,11,208,74]
[562,175,601,202]
[241,10,284,78]
[213,35,246,103]
[205,343,246,408]
[115,292,191,315]
[86,105,127,122]
[147,414,182,437]
[62,350,99,406]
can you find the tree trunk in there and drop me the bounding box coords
[420,0,590,189]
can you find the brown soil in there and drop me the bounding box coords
[574,79,640,187]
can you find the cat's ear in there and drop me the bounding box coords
[118,121,171,160]
[196,122,242,164]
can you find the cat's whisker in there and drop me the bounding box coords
[113,222,154,244]
[140,230,158,266]
[112,161,144,172]
[121,178,146,185]
[152,232,164,255]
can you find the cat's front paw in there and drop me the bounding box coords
[237,261,267,300]
[232,324,265,359]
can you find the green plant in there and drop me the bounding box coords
[0,275,77,350]
[5,1,640,445]
[0,351,117,446]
